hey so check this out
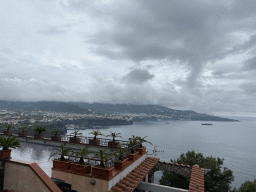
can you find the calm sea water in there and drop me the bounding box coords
[10,116,256,189]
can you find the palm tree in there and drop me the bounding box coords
[48,143,74,161]
[136,136,152,148]
[20,126,28,132]
[128,135,138,153]
[89,129,104,140]
[70,130,83,138]
[106,132,122,142]
[0,137,20,150]
[114,145,127,161]
[94,149,107,167]
[52,128,62,136]
[71,145,90,165]
[33,127,47,134]
[6,124,12,131]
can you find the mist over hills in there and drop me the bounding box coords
[0,100,238,122]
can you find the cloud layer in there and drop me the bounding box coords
[0,0,256,116]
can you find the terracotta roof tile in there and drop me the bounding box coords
[109,157,159,192]
[112,186,123,192]
[188,165,205,192]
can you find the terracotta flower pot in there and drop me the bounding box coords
[53,160,72,171]
[69,137,81,143]
[136,147,146,155]
[0,149,11,159]
[114,158,128,170]
[70,163,91,175]
[127,152,139,161]
[108,141,120,148]
[89,139,100,146]
[18,132,28,137]
[3,130,12,136]
[51,135,62,141]
[34,134,44,139]
[91,166,114,180]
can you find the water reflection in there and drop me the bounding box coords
[11,141,58,177]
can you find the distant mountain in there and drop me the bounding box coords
[77,102,238,122]
[0,100,238,122]
[0,100,92,114]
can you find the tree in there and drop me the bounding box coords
[89,129,104,140]
[160,171,189,189]
[0,136,20,150]
[160,150,234,192]
[136,136,152,147]
[106,131,122,142]
[231,179,256,192]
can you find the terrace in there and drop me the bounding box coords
[0,127,206,192]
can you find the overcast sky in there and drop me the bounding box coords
[1,0,256,117]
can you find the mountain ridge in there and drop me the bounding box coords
[0,100,238,122]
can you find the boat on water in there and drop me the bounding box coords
[201,123,213,125]
[166,123,169,124]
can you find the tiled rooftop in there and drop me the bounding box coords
[188,165,204,192]
[109,156,160,192]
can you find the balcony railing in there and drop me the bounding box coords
[0,128,129,148]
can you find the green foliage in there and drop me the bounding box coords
[106,131,122,141]
[48,143,74,161]
[52,128,62,135]
[160,171,189,189]
[33,127,47,134]
[0,136,20,150]
[162,150,234,192]
[94,149,107,167]
[71,145,90,165]
[89,129,104,139]
[231,179,256,192]
[136,136,152,147]
[70,130,83,138]
[113,145,127,161]
[6,124,12,130]
[128,135,138,153]
[20,126,28,132]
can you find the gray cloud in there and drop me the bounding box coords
[1,0,256,116]
[85,0,256,89]
[122,69,154,84]
[242,56,256,71]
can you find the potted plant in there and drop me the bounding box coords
[114,145,128,170]
[48,143,74,171]
[0,136,20,158]
[106,132,122,148]
[69,130,83,143]
[33,127,47,139]
[127,135,139,161]
[51,128,62,141]
[18,126,28,137]
[3,124,12,136]
[88,129,104,146]
[70,145,91,175]
[136,136,152,155]
[91,149,114,180]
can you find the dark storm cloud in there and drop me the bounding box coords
[84,0,256,88]
[122,69,154,84]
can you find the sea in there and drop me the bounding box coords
[10,116,256,190]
